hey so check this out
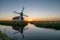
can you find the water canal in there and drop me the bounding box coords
[0,23,60,40]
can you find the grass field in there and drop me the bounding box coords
[0,20,60,30]
[29,21,60,30]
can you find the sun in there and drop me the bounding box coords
[28,18,32,21]
[24,18,33,21]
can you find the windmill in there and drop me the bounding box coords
[13,7,28,21]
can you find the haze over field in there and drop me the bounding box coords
[0,0,60,21]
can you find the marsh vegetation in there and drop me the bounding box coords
[0,21,60,30]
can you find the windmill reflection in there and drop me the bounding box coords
[12,21,28,39]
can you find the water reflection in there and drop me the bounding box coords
[12,22,28,39]
[0,24,60,40]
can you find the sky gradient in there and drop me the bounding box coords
[0,0,60,21]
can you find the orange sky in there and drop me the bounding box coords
[0,17,60,21]
[0,0,60,21]
[25,17,60,21]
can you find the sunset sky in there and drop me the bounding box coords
[0,0,60,21]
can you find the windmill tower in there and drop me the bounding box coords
[13,7,28,21]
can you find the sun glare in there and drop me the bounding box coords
[28,18,32,21]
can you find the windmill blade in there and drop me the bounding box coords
[13,11,20,14]
[23,14,28,17]
[21,7,24,12]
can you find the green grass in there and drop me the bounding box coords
[30,21,60,30]
[0,20,28,26]
[0,31,12,40]
[0,20,28,30]
[0,20,60,30]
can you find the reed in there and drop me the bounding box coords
[30,21,60,30]
[0,20,60,30]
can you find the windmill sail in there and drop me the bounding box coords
[13,7,28,21]
[21,7,24,12]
